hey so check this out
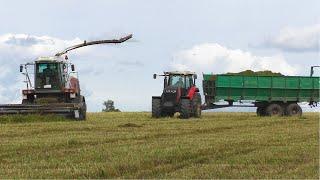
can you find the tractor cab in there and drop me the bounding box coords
[163,71,197,96]
[152,71,202,119]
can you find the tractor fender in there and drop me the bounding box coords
[187,86,197,100]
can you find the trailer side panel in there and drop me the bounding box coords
[203,74,320,105]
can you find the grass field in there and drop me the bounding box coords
[0,112,319,178]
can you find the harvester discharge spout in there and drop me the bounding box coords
[55,34,133,56]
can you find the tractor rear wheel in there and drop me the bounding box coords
[192,93,202,118]
[152,98,162,118]
[266,103,284,116]
[194,104,201,118]
[180,99,191,119]
[286,103,302,116]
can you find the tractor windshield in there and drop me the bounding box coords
[35,63,61,89]
[168,74,194,89]
[169,75,185,87]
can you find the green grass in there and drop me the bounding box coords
[0,114,70,124]
[0,112,318,178]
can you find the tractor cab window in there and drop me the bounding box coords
[169,75,185,88]
[185,75,194,89]
[35,63,60,89]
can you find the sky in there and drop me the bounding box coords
[0,0,319,112]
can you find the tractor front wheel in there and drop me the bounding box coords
[152,98,162,118]
[180,99,191,119]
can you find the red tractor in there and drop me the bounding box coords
[152,71,202,119]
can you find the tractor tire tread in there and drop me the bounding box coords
[180,99,191,119]
[152,98,162,118]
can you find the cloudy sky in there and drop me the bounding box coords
[0,0,319,112]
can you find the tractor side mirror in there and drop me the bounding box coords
[194,74,197,79]
[71,64,75,71]
[153,74,157,79]
[195,88,200,92]
[164,76,168,88]
[20,65,23,72]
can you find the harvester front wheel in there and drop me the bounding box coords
[79,96,87,120]
[152,98,162,118]
[73,96,87,120]
[78,109,86,120]
[180,99,191,119]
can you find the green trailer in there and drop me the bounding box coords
[202,67,320,116]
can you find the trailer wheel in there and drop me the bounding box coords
[152,98,162,118]
[266,103,284,116]
[180,99,191,119]
[256,107,266,116]
[286,103,302,116]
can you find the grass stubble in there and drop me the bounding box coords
[0,112,318,178]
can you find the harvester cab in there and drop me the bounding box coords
[0,34,133,120]
[20,56,80,104]
[152,71,202,119]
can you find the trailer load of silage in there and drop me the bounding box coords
[226,70,284,76]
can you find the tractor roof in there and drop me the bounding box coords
[164,71,196,75]
[35,56,65,63]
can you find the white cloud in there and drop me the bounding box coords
[0,33,84,56]
[171,43,299,75]
[263,24,320,52]
[0,65,11,78]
